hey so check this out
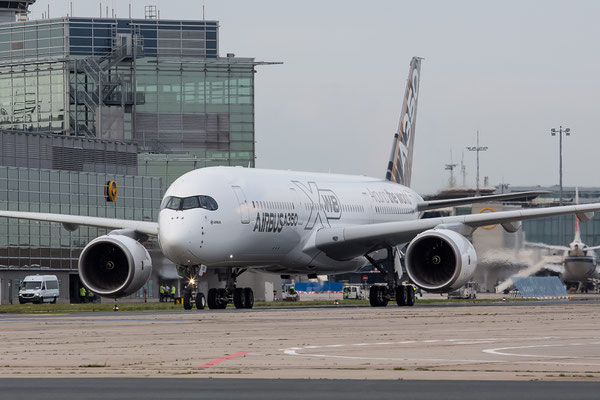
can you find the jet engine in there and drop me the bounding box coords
[79,234,152,298]
[405,229,477,293]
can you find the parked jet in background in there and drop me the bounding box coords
[524,189,600,291]
[2,57,600,310]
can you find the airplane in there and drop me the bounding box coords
[1,57,600,310]
[523,188,600,291]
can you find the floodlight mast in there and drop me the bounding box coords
[550,125,571,206]
[466,131,488,197]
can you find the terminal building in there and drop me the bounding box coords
[0,1,282,304]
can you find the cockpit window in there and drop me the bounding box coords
[161,195,218,211]
[181,196,200,210]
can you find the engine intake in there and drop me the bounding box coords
[405,229,477,293]
[79,234,152,298]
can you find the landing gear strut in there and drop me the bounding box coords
[365,247,416,307]
[178,265,207,311]
[177,266,255,310]
[207,267,254,310]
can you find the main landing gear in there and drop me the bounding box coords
[206,268,254,309]
[365,247,416,307]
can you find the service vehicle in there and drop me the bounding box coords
[18,275,59,304]
[448,281,477,299]
[343,285,367,300]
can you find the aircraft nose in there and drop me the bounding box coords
[159,213,197,264]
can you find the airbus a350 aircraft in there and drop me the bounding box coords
[2,57,600,310]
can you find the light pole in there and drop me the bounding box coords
[550,126,570,206]
[466,131,488,196]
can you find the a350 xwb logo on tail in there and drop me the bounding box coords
[386,57,421,186]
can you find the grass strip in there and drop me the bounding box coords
[0,297,536,314]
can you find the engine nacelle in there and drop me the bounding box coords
[405,229,477,293]
[79,234,152,298]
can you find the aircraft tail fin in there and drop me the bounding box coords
[385,57,422,186]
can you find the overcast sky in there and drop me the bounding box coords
[29,0,600,194]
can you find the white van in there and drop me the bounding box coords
[18,275,60,304]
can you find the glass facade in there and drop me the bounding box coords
[0,165,162,269]
[0,18,67,61]
[0,16,256,185]
[134,59,255,185]
[68,18,218,58]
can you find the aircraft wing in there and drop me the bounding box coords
[312,203,600,260]
[0,210,159,236]
[417,191,549,212]
[524,241,570,252]
[586,245,600,251]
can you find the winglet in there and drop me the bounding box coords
[385,57,422,187]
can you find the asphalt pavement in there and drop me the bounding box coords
[1,379,600,400]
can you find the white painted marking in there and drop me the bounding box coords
[483,343,590,358]
[281,336,600,367]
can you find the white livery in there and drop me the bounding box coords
[2,57,600,309]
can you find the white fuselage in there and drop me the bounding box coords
[158,167,422,274]
[562,241,599,282]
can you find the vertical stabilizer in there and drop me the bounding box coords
[385,57,422,186]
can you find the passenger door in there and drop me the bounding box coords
[231,186,250,224]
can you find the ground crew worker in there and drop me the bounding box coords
[170,284,176,301]
[79,286,87,303]
[164,285,170,301]
[159,284,165,302]
[88,289,94,303]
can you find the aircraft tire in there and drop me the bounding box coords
[369,286,379,307]
[216,288,228,309]
[370,286,387,307]
[207,288,218,309]
[243,288,254,309]
[183,291,192,310]
[395,286,406,306]
[406,286,415,306]
[233,288,246,309]
[380,287,389,307]
[195,292,206,310]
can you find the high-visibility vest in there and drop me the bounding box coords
[171,286,176,295]
[80,287,86,296]
[160,286,164,294]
